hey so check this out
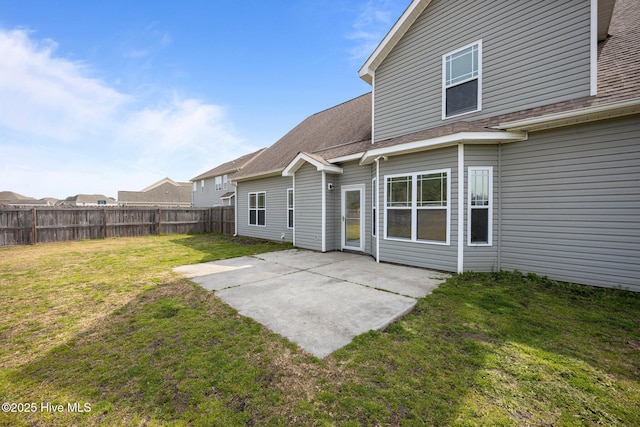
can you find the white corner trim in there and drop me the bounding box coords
[321,171,326,253]
[359,131,526,165]
[457,144,464,273]
[292,177,296,246]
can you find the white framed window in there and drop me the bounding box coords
[468,167,493,246]
[215,176,222,191]
[385,169,451,245]
[192,182,197,192]
[371,177,377,237]
[248,191,266,226]
[200,180,204,193]
[442,40,482,119]
[223,174,228,190]
[287,188,294,229]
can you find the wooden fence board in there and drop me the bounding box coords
[0,206,234,247]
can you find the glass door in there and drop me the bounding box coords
[342,185,364,251]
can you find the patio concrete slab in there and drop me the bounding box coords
[173,249,450,358]
[173,256,298,291]
[216,271,416,358]
[309,256,449,299]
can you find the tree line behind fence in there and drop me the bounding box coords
[0,206,235,247]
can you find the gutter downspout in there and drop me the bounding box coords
[457,143,464,273]
[497,144,502,271]
[292,174,296,247]
[374,155,387,263]
[321,171,326,252]
[233,181,238,236]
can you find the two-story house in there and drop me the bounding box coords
[234,0,639,291]
[191,148,265,207]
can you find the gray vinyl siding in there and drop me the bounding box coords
[464,145,499,272]
[336,161,375,255]
[499,116,640,291]
[294,163,323,251]
[236,176,293,242]
[192,176,233,207]
[379,147,459,271]
[325,173,339,251]
[374,0,591,142]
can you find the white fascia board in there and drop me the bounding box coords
[326,152,364,164]
[496,98,640,132]
[358,0,432,84]
[233,169,283,182]
[359,131,527,165]
[282,153,343,177]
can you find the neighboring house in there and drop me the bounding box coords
[232,0,640,291]
[0,191,57,207]
[191,148,265,207]
[59,194,117,207]
[118,178,192,207]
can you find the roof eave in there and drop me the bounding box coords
[495,98,640,132]
[360,131,527,165]
[233,169,285,182]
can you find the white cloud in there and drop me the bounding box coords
[347,0,407,61]
[0,28,251,199]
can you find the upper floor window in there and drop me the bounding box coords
[223,174,228,190]
[192,182,197,192]
[200,180,205,193]
[215,176,222,191]
[443,40,482,119]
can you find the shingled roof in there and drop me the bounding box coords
[234,93,372,180]
[191,148,266,181]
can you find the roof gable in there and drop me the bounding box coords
[359,0,618,84]
[359,0,432,84]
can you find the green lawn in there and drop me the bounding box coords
[0,234,638,426]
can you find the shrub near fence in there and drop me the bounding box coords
[0,206,235,247]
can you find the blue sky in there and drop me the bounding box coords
[0,0,408,199]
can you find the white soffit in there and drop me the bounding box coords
[359,131,527,165]
[496,98,640,132]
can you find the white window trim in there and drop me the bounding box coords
[287,188,294,229]
[384,169,451,246]
[442,39,483,120]
[192,182,197,192]
[223,174,228,190]
[248,191,266,227]
[467,166,493,246]
[215,176,222,191]
[200,180,204,193]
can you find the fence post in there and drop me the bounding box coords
[31,208,37,245]
[157,208,162,235]
[102,208,107,239]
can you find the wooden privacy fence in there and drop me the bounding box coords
[0,206,235,247]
